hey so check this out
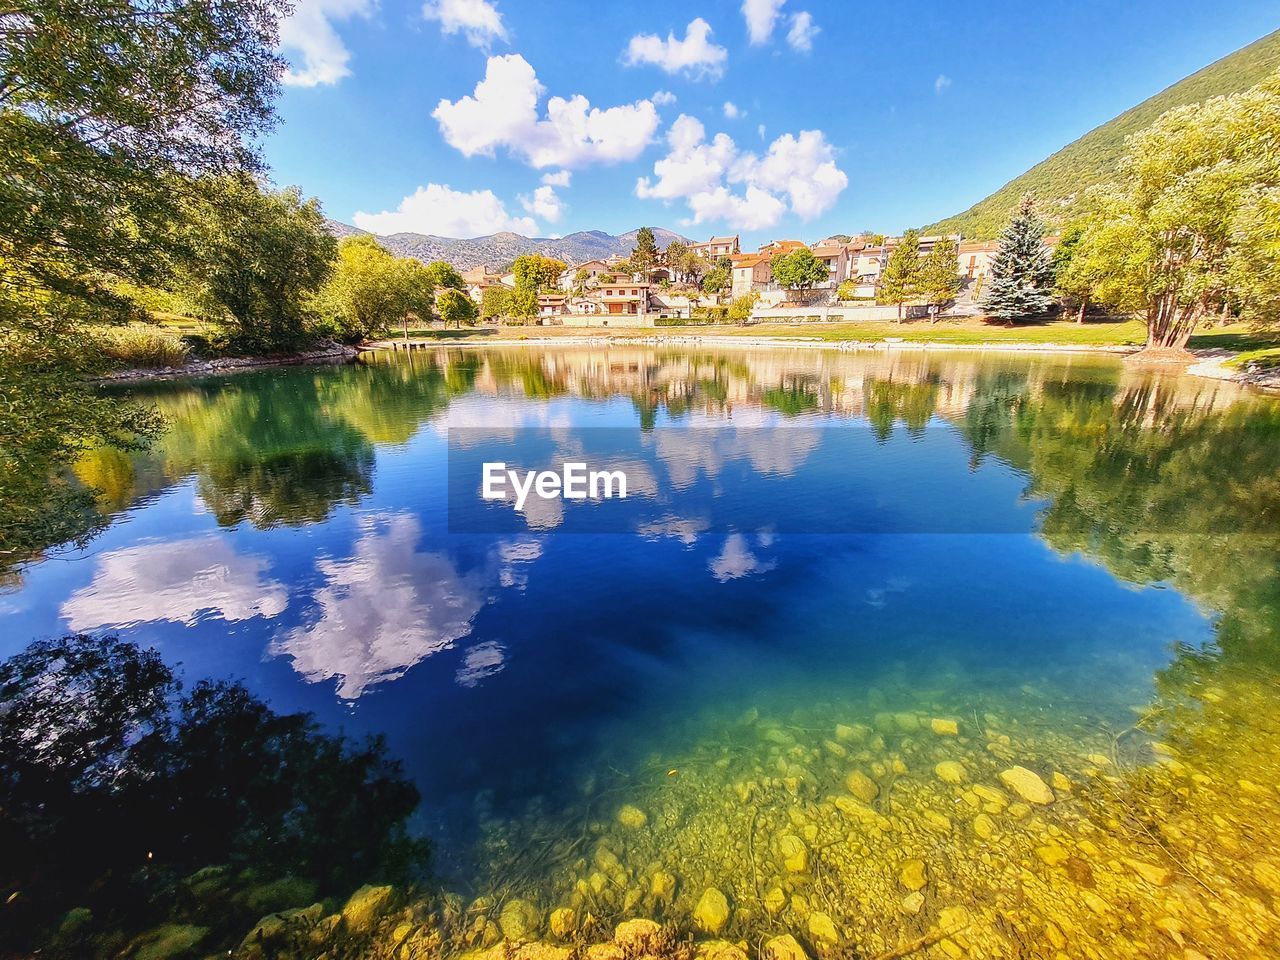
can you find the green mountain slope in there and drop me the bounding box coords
[927,28,1280,239]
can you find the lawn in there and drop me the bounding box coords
[389,318,1277,351]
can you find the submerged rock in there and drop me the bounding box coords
[1124,858,1172,887]
[549,908,576,939]
[499,899,541,941]
[694,888,730,934]
[931,718,959,736]
[762,886,786,916]
[845,771,879,803]
[341,884,394,933]
[617,805,648,829]
[764,933,809,960]
[899,858,928,891]
[613,919,660,947]
[901,892,925,914]
[650,870,677,902]
[998,766,1055,805]
[808,912,839,944]
[130,924,209,960]
[935,760,967,784]
[779,834,808,872]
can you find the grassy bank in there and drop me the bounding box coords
[384,318,1276,351]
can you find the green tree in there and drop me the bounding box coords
[512,254,566,292]
[979,196,1058,323]
[316,236,436,342]
[508,286,538,321]
[481,286,513,321]
[836,279,859,301]
[877,230,923,320]
[423,261,465,291]
[177,176,336,352]
[1070,74,1280,348]
[437,288,478,328]
[1051,225,1095,323]
[919,237,962,317]
[702,258,732,295]
[728,291,760,322]
[630,226,659,277]
[771,248,830,291]
[664,240,689,281]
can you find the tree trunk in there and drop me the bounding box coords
[1076,296,1087,325]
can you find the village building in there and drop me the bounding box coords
[557,258,612,291]
[688,235,741,259]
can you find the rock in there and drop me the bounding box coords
[845,771,879,803]
[763,886,786,915]
[972,784,1008,806]
[1051,771,1072,792]
[931,718,959,736]
[935,760,967,784]
[922,810,952,833]
[779,834,808,872]
[549,908,576,939]
[1252,860,1280,894]
[586,945,624,960]
[651,870,676,901]
[694,888,730,935]
[131,925,209,960]
[499,899,541,940]
[617,805,647,829]
[614,919,660,948]
[822,739,848,758]
[998,767,1055,805]
[1124,858,1172,887]
[938,905,970,933]
[894,712,921,732]
[834,723,868,742]
[901,892,925,914]
[807,911,839,944]
[341,885,394,933]
[973,814,995,839]
[899,858,928,891]
[1035,844,1069,867]
[698,940,749,960]
[764,934,809,960]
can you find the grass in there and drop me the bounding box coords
[380,318,1277,351]
[1223,346,1280,370]
[92,325,191,368]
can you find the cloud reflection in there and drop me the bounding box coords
[61,536,288,629]
[708,533,777,582]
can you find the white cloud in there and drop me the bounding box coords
[455,641,506,687]
[271,514,487,700]
[279,0,375,87]
[723,101,742,119]
[935,74,952,94]
[742,0,786,44]
[652,90,677,107]
[434,54,660,169]
[541,169,571,187]
[623,18,728,81]
[353,183,538,237]
[520,184,565,223]
[62,537,287,630]
[422,0,507,48]
[709,533,777,582]
[635,114,847,230]
[757,122,766,139]
[786,11,818,51]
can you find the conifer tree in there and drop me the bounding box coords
[877,230,922,320]
[920,237,962,317]
[980,195,1056,322]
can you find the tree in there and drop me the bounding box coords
[630,226,660,277]
[423,261,465,291]
[1069,75,1280,348]
[877,230,923,320]
[702,255,733,295]
[316,236,436,342]
[437,288,478,328]
[1051,225,1095,323]
[664,240,690,282]
[836,280,859,301]
[512,254,566,292]
[177,175,336,352]
[481,286,513,321]
[728,291,760,322]
[979,196,1058,323]
[919,237,962,317]
[772,248,829,291]
[508,286,538,321]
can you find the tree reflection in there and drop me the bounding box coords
[0,634,425,955]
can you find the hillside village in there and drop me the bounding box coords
[457,231,1023,327]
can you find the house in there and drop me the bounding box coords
[537,293,568,319]
[593,280,650,317]
[689,235,740,259]
[557,258,612,291]
[810,241,858,288]
[730,253,773,297]
[461,265,509,304]
[757,239,807,257]
[957,241,999,281]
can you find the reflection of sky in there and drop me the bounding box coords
[270,513,488,699]
[61,535,287,630]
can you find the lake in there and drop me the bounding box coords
[4,344,1280,958]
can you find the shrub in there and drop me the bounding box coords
[93,326,191,368]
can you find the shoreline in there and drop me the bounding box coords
[93,342,360,384]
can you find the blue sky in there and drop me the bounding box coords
[266,0,1278,247]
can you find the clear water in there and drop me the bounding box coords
[5,345,1280,958]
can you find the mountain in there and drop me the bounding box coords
[324,221,692,270]
[926,29,1280,239]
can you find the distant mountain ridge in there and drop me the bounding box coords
[325,220,692,270]
[926,28,1280,239]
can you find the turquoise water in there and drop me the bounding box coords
[4,345,1280,957]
